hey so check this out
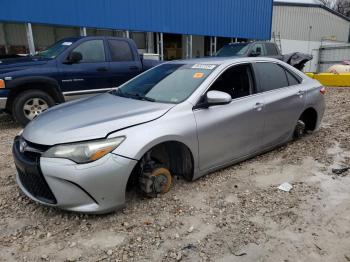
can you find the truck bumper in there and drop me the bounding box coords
[0,89,9,111]
[0,97,7,111]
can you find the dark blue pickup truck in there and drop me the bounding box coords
[0,36,160,126]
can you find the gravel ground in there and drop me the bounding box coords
[0,88,350,262]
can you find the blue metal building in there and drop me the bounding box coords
[0,0,273,39]
[0,0,273,59]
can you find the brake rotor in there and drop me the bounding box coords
[294,120,306,139]
[139,167,172,195]
[150,168,172,194]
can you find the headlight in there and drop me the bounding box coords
[42,137,125,164]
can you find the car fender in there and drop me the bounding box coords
[108,104,200,173]
[7,76,65,103]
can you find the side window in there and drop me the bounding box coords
[251,44,265,56]
[208,64,254,99]
[73,40,105,63]
[265,43,279,55]
[285,69,301,86]
[254,62,288,92]
[108,40,133,61]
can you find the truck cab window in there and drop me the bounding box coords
[209,64,254,99]
[251,44,265,56]
[108,40,133,61]
[265,43,279,55]
[73,40,106,63]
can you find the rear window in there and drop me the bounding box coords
[108,40,133,62]
[254,62,288,92]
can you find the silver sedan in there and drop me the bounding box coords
[12,57,325,214]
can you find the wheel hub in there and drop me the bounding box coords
[139,167,172,196]
[23,98,49,120]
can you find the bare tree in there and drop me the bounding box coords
[319,0,334,8]
[334,0,350,16]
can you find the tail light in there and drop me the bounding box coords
[320,87,326,95]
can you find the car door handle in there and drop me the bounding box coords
[297,90,305,96]
[129,66,139,70]
[254,102,264,111]
[97,67,108,72]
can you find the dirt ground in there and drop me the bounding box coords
[0,88,350,262]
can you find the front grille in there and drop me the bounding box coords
[13,137,57,205]
[22,139,50,161]
[17,167,57,204]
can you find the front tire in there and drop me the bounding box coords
[12,90,55,126]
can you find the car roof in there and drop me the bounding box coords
[168,56,282,66]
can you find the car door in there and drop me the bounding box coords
[59,39,110,92]
[194,63,265,171]
[106,39,143,87]
[253,62,306,149]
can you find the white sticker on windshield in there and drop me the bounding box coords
[192,64,216,70]
[61,42,73,46]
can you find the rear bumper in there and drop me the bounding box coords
[13,138,138,214]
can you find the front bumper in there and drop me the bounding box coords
[0,88,9,110]
[0,97,7,110]
[13,138,138,214]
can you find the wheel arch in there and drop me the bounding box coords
[127,139,196,187]
[298,107,318,131]
[6,76,64,112]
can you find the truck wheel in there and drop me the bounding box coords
[12,90,55,126]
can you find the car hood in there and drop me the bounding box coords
[23,93,174,145]
[0,56,50,74]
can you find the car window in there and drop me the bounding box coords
[216,43,250,57]
[254,62,288,92]
[108,40,133,62]
[73,40,105,63]
[265,43,279,55]
[208,64,254,99]
[36,38,78,59]
[251,44,265,56]
[285,69,301,86]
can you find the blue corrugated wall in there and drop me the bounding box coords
[0,0,273,39]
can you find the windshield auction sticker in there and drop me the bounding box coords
[193,72,205,79]
[191,64,217,70]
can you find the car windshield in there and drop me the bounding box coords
[216,43,250,57]
[112,63,216,104]
[35,39,77,59]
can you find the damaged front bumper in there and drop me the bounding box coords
[13,138,137,214]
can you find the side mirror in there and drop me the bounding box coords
[206,91,232,106]
[250,50,261,57]
[65,51,82,64]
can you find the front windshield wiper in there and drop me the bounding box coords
[114,89,156,102]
